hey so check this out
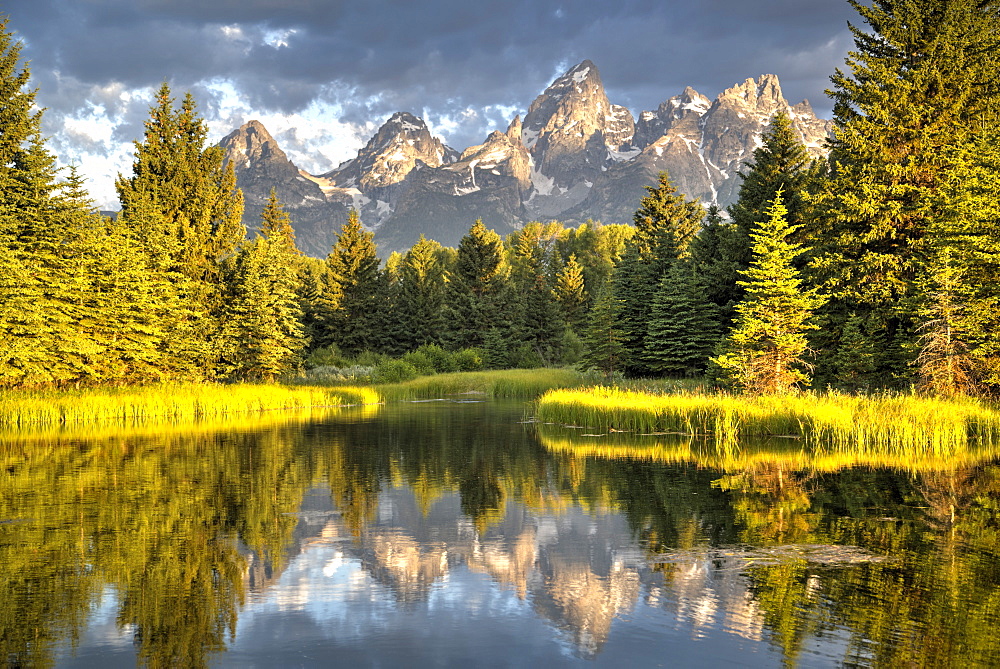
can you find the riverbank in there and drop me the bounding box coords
[0,368,584,431]
[535,387,1000,452]
[375,367,584,401]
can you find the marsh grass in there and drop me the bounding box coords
[536,387,1000,453]
[377,368,584,401]
[0,383,381,430]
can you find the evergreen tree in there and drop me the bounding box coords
[643,261,721,377]
[632,172,703,257]
[713,191,825,394]
[612,172,705,375]
[832,314,878,392]
[0,15,59,242]
[930,123,1000,386]
[321,209,382,355]
[116,83,245,283]
[115,83,246,377]
[728,112,814,259]
[552,253,587,330]
[914,247,978,395]
[444,220,511,350]
[396,235,446,351]
[690,204,742,328]
[508,222,564,362]
[813,0,1000,381]
[581,282,626,381]
[219,193,305,380]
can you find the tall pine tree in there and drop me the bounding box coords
[813,0,1000,383]
[320,209,382,355]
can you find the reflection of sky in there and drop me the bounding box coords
[50,492,854,668]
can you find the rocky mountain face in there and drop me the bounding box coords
[221,62,832,257]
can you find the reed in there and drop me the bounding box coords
[0,383,381,430]
[535,387,1000,453]
[377,368,584,401]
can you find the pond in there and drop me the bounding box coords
[3,398,1000,667]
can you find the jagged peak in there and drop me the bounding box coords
[718,74,784,104]
[506,115,523,143]
[384,111,428,133]
[791,99,816,117]
[546,59,604,93]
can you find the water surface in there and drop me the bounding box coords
[3,399,1000,667]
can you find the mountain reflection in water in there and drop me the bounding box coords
[3,399,1000,667]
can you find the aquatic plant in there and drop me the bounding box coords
[535,387,1000,452]
[0,383,381,429]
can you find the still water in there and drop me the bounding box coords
[3,399,1000,667]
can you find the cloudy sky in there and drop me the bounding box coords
[7,0,858,209]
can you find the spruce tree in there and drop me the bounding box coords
[930,123,1000,386]
[914,247,978,395]
[814,0,1000,381]
[581,282,626,381]
[396,235,446,350]
[552,253,587,331]
[690,204,742,328]
[321,209,382,355]
[727,111,819,298]
[632,172,703,257]
[444,220,511,350]
[508,223,563,363]
[832,314,878,392]
[643,261,721,377]
[219,193,305,380]
[612,172,705,375]
[115,84,246,377]
[713,191,825,394]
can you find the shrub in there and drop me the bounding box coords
[512,343,544,369]
[372,359,418,383]
[354,350,389,367]
[304,345,348,369]
[402,350,436,375]
[453,348,484,371]
[416,344,457,373]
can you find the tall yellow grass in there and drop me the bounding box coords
[0,383,381,430]
[535,387,1000,453]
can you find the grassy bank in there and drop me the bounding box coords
[535,387,1000,452]
[0,368,582,433]
[0,383,380,429]
[376,368,585,401]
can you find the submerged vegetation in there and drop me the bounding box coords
[536,387,1000,452]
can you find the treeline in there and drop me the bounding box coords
[0,10,632,387]
[3,1,1000,395]
[590,0,1000,395]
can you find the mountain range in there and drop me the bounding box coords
[219,60,832,257]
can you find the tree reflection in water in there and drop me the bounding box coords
[3,401,1000,666]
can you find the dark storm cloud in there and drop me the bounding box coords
[7,0,857,155]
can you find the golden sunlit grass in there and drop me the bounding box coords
[377,368,584,401]
[0,383,381,430]
[535,387,1000,453]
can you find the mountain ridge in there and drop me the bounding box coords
[219,61,832,256]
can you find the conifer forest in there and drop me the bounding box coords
[2,0,1000,398]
